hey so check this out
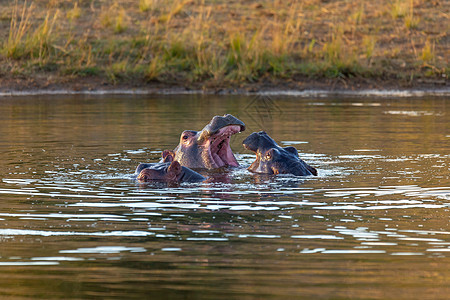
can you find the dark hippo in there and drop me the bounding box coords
[133,161,205,182]
[243,131,317,176]
[166,114,245,169]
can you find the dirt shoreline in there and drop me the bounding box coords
[0,76,448,97]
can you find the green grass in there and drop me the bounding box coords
[3,1,59,68]
[3,1,33,59]
[390,0,408,19]
[66,2,81,22]
[0,0,448,88]
[139,0,155,13]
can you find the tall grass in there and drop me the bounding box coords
[1,0,446,85]
[159,0,191,23]
[320,25,360,77]
[3,1,33,59]
[404,0,419,29]
[99,4,129,34]
[3,1,59,65]
[31,10,59,62]
[390,0,408,19]
[139,0,156,13]
[67,2,81,22]
[420,40,435,64]
[363,35,376,61]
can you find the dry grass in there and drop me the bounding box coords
[0,0,448,87]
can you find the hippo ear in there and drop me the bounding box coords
[168,161,182,175]
[162,150,175,163]
[283,146,299,156]
[306,164,318,176]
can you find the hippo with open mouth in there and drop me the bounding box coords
[243,131,317,176]
[164,114,245,169]
[132,161,205,182]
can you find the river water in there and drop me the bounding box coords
[0,95,448,299]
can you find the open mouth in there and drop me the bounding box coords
[206,125,242,168]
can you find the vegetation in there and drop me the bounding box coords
[0,0,448,89]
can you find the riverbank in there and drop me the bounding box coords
[0,0,448,94]
[1,76,448,98]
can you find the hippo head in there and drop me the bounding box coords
[137,161,183,182]
[243,131,317,176]
[172,114,245,169]
[135,161,205,182]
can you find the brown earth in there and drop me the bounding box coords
[0,74,447,95]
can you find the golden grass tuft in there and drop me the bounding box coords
[390,0,408,19]
[139,0,160,13]
[363,35,376,61]
[420,39,435,64]
[67,2,81,21]
[3,1,59,65]
[404,0,420,30]
[3,1,33,59]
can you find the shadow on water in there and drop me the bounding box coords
[0,95,448,298]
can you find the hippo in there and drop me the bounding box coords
[132,161,205,182]
[165,114,245,169]
[243,131,317,176]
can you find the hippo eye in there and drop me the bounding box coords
[182,135,189,140]
[265,149,277,160]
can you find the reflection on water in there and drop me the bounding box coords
[0,95,448,298]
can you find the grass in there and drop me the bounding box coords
[390,0,408,19]
[421,40,435,64]
[404,0,420,29]
[0,0,448,88]
[66,2,80,22]
[139,0,155,13]
[4,1,34,59]
[4,1,59,66]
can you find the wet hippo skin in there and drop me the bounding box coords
[132,161,205,182]
[243,131,317,176]
[165,114,245,169]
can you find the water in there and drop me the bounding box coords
[0,95,448,299]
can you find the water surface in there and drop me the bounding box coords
[0,95,448,299]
